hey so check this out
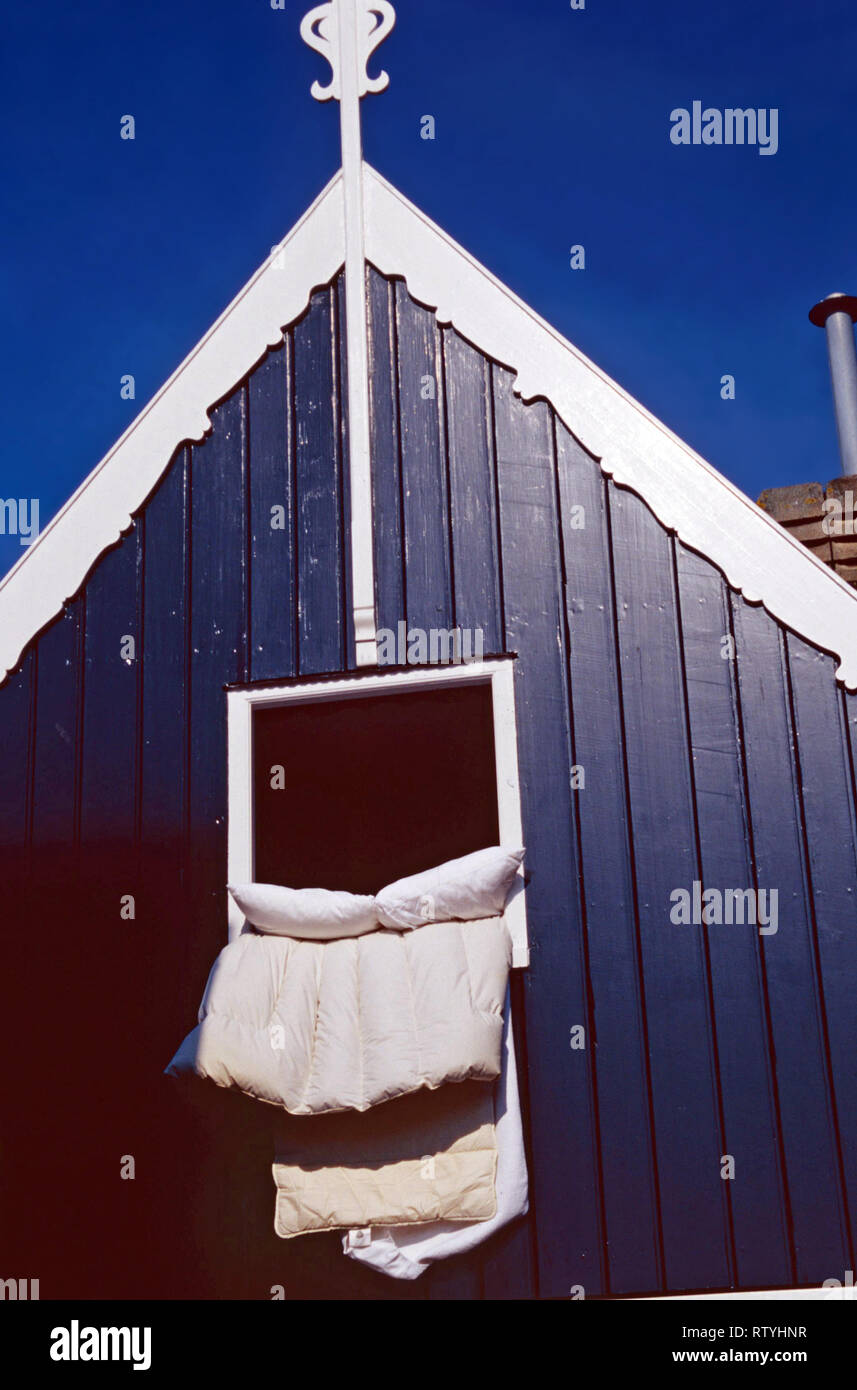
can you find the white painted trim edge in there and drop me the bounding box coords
[0,174,346,685]
[336,4,378,667]
[363,165,857,690]
[226,691,255,944]
[226,660,529,966]
[629,1285,854,1301]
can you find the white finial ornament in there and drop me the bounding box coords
[300,1,396,103]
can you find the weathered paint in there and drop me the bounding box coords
[0,269,855,1299]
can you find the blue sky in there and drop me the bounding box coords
[3,0,857,579]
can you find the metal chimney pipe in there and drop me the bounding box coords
[809,292,857,477]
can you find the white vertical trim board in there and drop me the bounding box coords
[225,660,529,965]
[226,692,255,943]
[333,0,378,665]
[300,1,391,666]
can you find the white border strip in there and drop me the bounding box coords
[226,660,529,966]
[337,1,378,666]
[363,164,857,689]
[631,1285,854,1302]
[0,174,346,685]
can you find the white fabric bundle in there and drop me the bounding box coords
[373,846,524,930]
[272,1070,498,1238]
[168,847,529,1279]
[166,916,511,1114]
[227,845,524,940]
[342,993,528,1279]
[227,882,377,940]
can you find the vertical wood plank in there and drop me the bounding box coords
[731,598,849,1281]
[609,484,730,1293]
[336,271,355,671]
[188,392,247,966]
[395,281,452,633]
[482,986,536,1299]
[479,1219,534,1300]
[294,283,345,676]
[557,426,659,1295]
[31,607,81,874]
[187,389,250,1297]
[786,635,857,1268]
[0,654,33,872]
[141,452,189,889]
[21,608,83,1291]
[248,344,297,682]
[367,267,405,632]
[0,651,35,1276]
[78,528,143,1296]
[843,688,857,1255]
[426,1257,483,1300]
[676,545,791,1288]
[30,604,84,1014]
[442,326,503,651]
[493,364,600,1299]
[80,533,141,877]
[139,451,192,1297]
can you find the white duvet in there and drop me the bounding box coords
[166,916,511,1115]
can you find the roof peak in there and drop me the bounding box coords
[3,164,857,691]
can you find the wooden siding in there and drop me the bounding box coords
[0,267,855,1299]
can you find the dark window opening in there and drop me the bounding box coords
[252,682,499,895]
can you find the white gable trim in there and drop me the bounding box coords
[0,174,346,685]
[363,165,857,690]
[632,1284,853,1301]
[7,164,857,690]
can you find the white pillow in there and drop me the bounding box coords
[228,883,379,940]
[374,846,525,930]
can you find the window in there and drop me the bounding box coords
[227,660,528,965]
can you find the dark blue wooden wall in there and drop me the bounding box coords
[1,265,855,1300]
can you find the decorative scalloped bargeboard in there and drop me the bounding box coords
[362,164,857,691]
[0,175,346,686]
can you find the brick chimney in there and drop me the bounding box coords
[757,478,857,587]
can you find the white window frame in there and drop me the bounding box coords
[226,658,529,967]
